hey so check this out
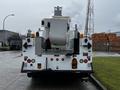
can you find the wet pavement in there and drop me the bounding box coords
[0,51,99,90]
[93,51,120,57]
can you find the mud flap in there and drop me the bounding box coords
[21,62,24,73]
[21,62,27,73]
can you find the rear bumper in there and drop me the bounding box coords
[21,62,93,75]
[21,69,93,74]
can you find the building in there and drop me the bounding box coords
[8,35,22,50]
[92,33,120,52]
[114,31,120,36]
[0,30,19,46]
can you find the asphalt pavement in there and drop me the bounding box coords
[0,51,99,90]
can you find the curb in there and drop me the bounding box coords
[89,74,107,90]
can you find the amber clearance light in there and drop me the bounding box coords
[72,58,78,69]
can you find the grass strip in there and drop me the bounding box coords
[93,57,120,90]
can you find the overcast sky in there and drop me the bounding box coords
[0,0,120,34]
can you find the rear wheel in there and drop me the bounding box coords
[27,73,38,78]
[27,73,32,78]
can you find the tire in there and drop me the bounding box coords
[27,73,32,78]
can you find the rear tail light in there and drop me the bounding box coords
[27,59,32,63]
[72,58,78,69]
[84,59,88,63]
[37,63,41,69]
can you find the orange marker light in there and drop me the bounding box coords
[72,58,78,69]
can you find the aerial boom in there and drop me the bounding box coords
[84,0,94,37]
